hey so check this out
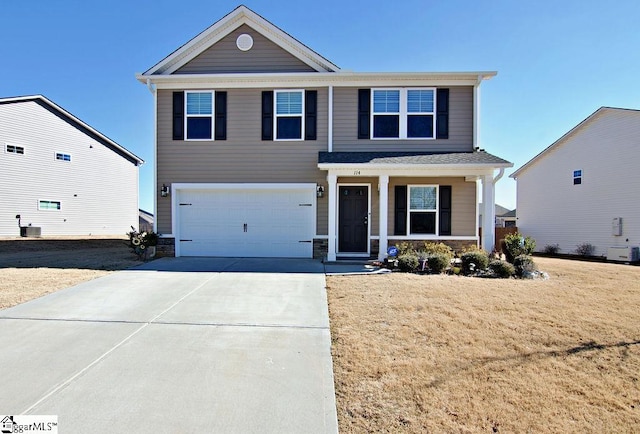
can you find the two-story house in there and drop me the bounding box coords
[137,5,512,261]
[0,95,142,237]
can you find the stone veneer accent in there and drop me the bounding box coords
[156,237,176,257]
[313,239,328,260]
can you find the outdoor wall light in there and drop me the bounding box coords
[160,184,170,197]
[316,184,325,198]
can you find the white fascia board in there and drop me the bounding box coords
[317,164,509,178]
[172,182,316,190]
[143,6,339,76]
[137,71,497,89]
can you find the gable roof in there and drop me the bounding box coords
[142,5,340,76]
[510,107,640,179]
[0,95,143,166]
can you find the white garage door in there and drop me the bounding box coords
[176,185,315,258]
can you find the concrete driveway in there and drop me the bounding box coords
[0,257,338,433]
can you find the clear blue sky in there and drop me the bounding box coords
[2,0,639,212]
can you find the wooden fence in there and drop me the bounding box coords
[479,226,519,250]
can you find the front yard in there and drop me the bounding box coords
[327,257,640,433]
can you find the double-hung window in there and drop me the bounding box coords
[371,88,435,139]
[573,170,582,185]
[408,185,438,234]
[275,90,304,140]
[185,91,214,140]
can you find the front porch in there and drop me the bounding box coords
[317,151,512,261]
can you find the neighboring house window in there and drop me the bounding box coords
[56,153,71,162]
[573,170,582,185]
[6,144,25,154]
[274,90,304,140]
[185,91,214,140]
[408,185,438,234]
[39,200,61,211]
[371,88,435,139]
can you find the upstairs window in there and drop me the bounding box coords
[371,88,435,139]
[56,153,71,162]
[408,185,438,234]
[573,169,582,185]
[6,144,25,154]
[39,200,61,211]
[275,90,304,140]
[185,91,214,140]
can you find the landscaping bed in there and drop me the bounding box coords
[327,257,640,433]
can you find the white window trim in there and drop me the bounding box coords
[55,152,71,162]
[407,184,439,235]
[184,90,215,141]
[371,88,436,140]
[38,200,61,211]
[274,89,305,141]
[5,143,25,154]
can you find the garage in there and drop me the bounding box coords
[175,184,316,258]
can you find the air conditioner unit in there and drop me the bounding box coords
[606,246,640,262]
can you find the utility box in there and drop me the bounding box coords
[612,217,622,236]
[20,226,42,237]
[607,246,639,262]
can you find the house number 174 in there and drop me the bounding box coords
[353,170,361,175]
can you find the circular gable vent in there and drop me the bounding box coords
[236,34,254,51]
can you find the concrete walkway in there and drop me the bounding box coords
[0,258,338,433]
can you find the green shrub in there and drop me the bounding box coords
[396,242,416,255]
[514,254,537,277]
[489,259,515,278]
[504,233,536,262]
[426,253,451,274]
[397,253,419,272]
[423,242,454,259]
[460,251,489,275]
[543,244,560,255]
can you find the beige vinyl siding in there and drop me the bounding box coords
[175,24,316,74]
[388,177,476,236]
[156,88,328,234]
[0,100,138,236]
[333,86,474,152]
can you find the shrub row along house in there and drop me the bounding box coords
[0,95,142,237]
[137,5,512,260]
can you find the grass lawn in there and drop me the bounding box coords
[327,257,640,433]
[0,238,139,309]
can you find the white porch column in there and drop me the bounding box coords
[378,175,389,261]
[327,172,338,261]
[481,174,496,253]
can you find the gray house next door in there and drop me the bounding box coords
[338,185,368,253]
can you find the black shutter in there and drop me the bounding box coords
[436,88,449,139]
[214,91,227,140]
[439,185,452,235]
[172,91,184,140]
[394,185,407,235]
[262,91,273,141]
[305,90,317,140]
[358,89,370,139]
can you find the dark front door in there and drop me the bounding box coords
[338,186,368,253]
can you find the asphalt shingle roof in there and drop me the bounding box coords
[318,151,511,166]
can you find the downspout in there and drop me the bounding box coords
[473,75,482,148]
[493,167,505,185]
[146,78,158,234]
[146,78,156,95]
[328,85,333,152]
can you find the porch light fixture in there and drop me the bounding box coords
[160,184,170,197]
[316,184,325,198]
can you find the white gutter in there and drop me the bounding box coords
[328,85,333,152]
[493,167,505,184]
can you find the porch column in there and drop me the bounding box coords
[327,172,338,261]
[481,174,496,253]
[378,175,389,261]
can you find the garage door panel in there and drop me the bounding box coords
[177,186,314,258]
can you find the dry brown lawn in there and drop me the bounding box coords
[0,238,140,309]
[327,257,640,433]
